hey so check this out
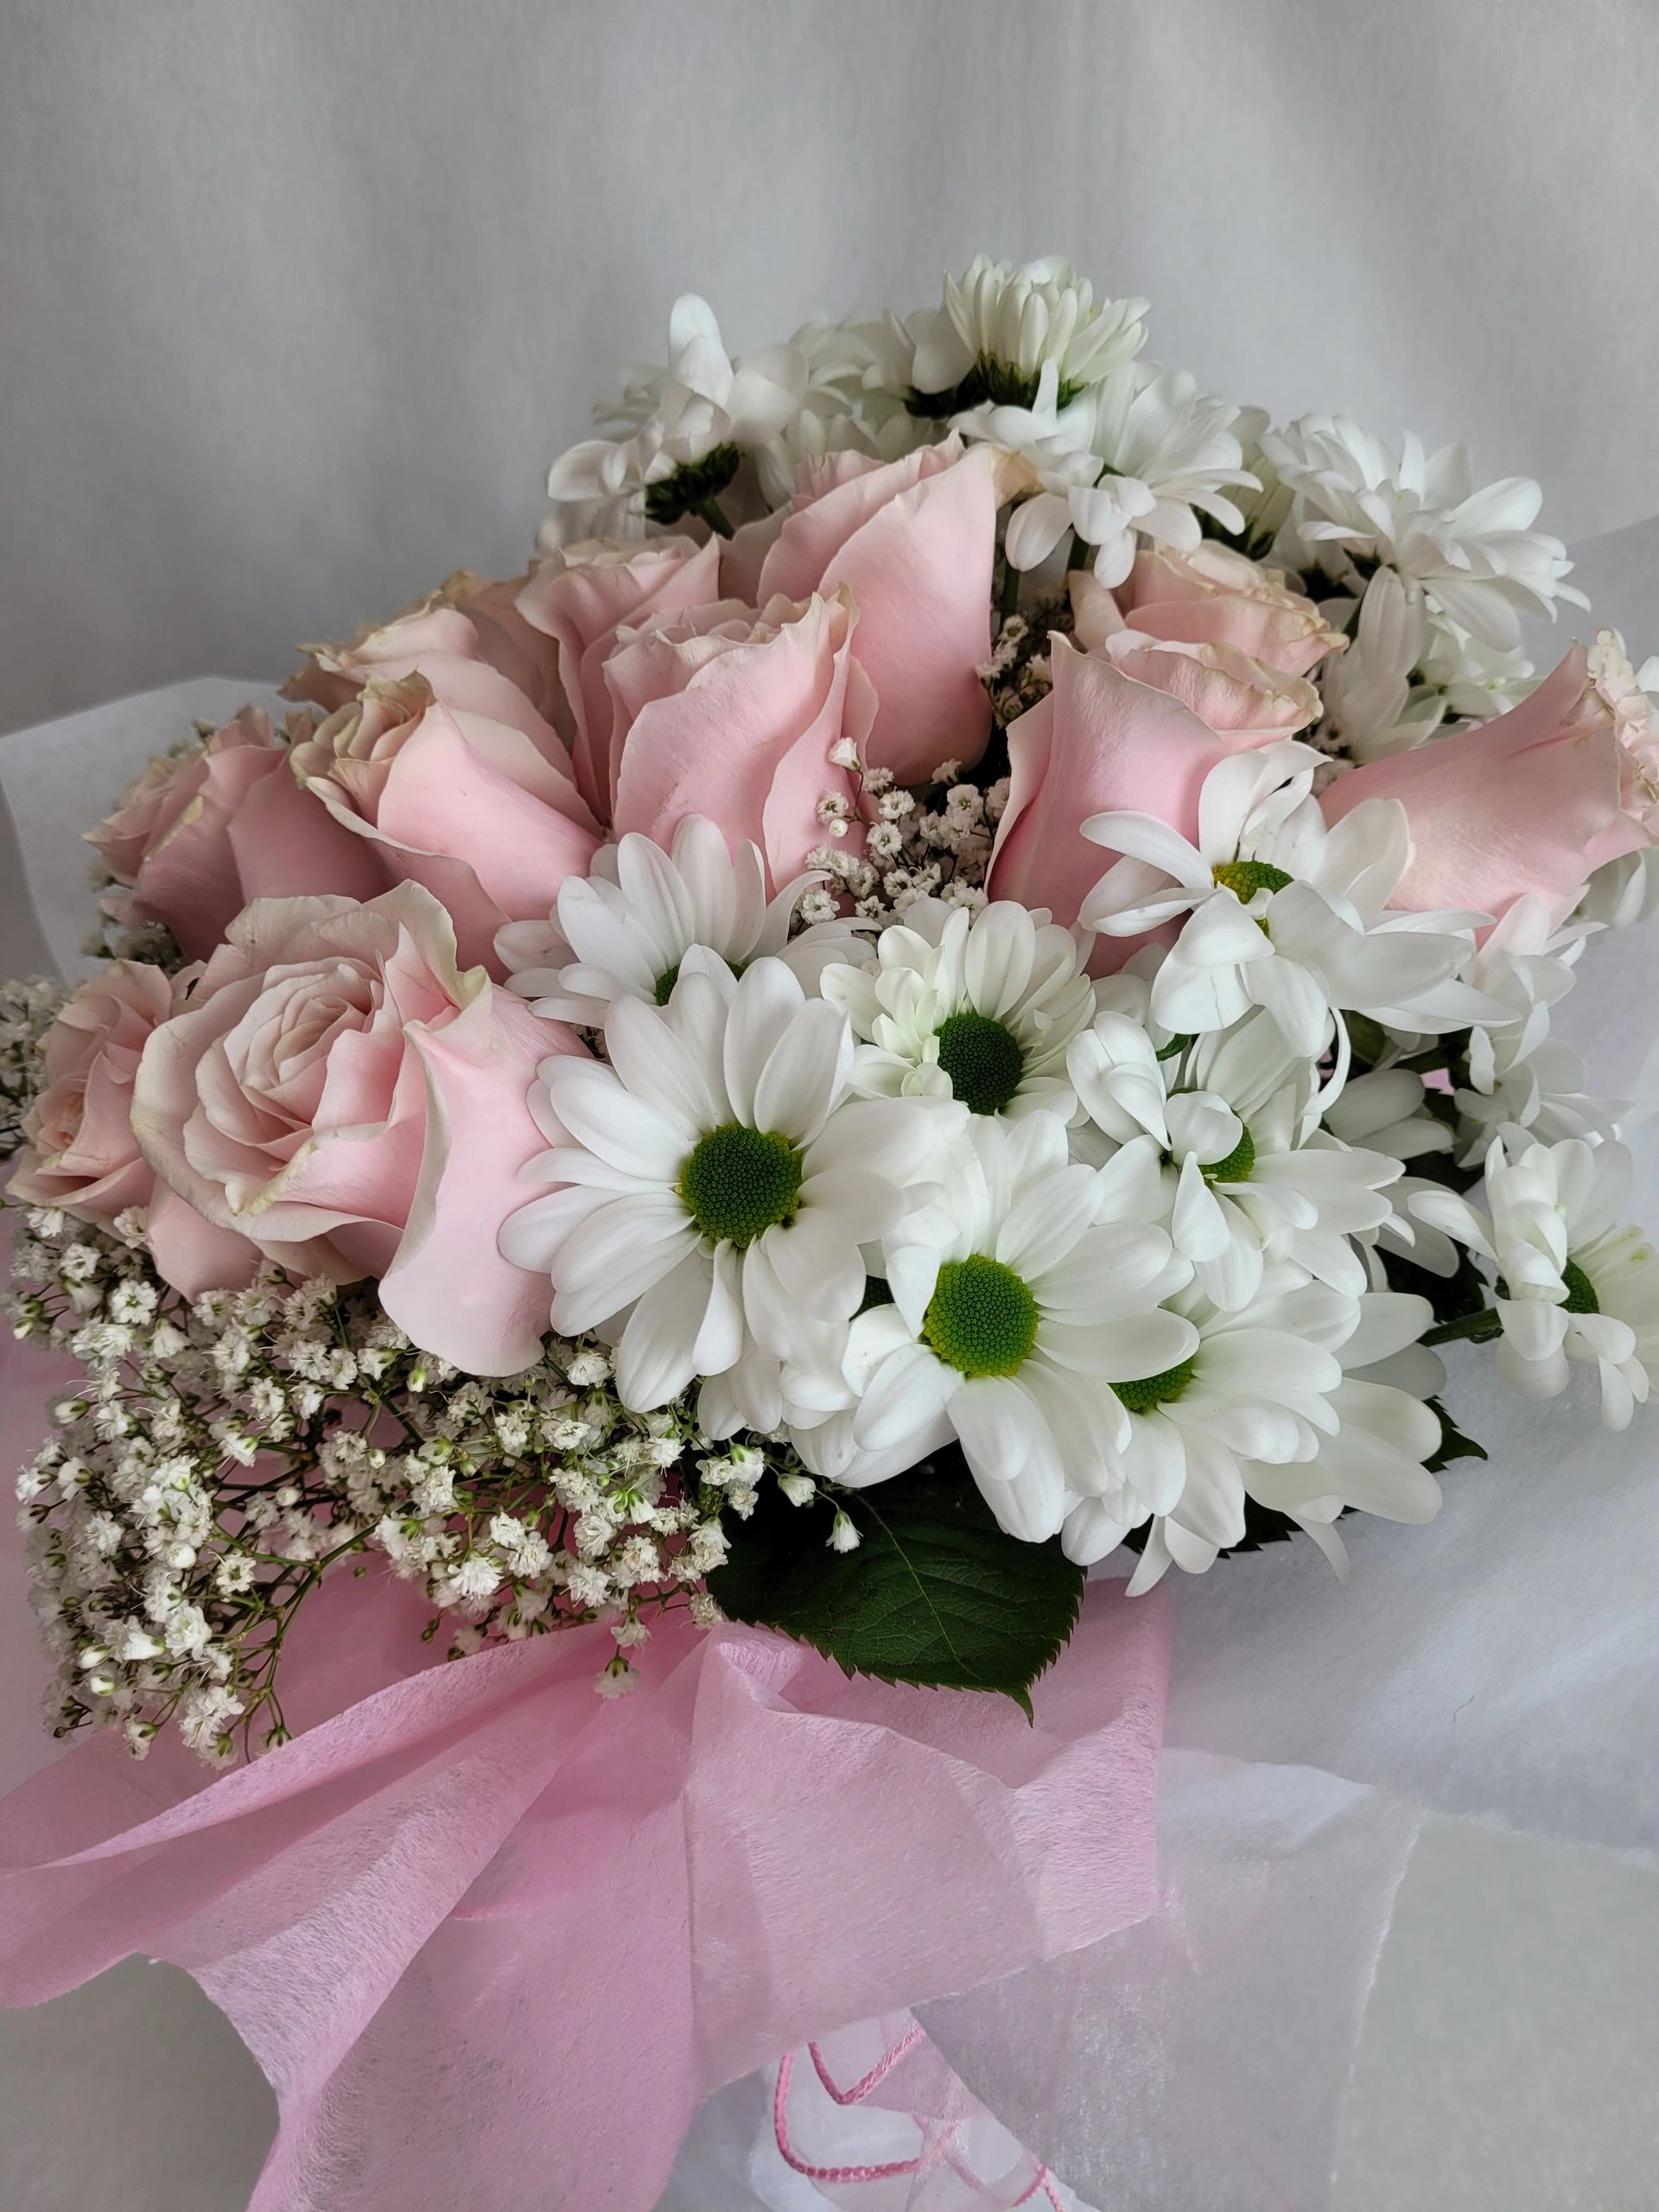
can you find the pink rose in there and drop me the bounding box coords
[86,709,383,959]
[284,569,569,760]
[130,884,582,1373]
[514,536,721,820]
[1071,569,1323,741]
[988,637,1248,952]
[753,435,1010,782]
[6,962,259,1294]
[603,590,873,888]
[1321,640,1657,925]
[1111,544,1344,680]
[289,676,601,973]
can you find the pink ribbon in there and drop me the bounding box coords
[773,2013,1071,2208]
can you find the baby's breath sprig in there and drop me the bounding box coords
[6,1203,748,1762]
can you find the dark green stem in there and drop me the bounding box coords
[696,496,734,539]
[998,556,1021,622]
[1066,528,1092,576]
[1422,1307,1503,1348]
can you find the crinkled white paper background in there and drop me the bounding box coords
[4,6,1659,2202]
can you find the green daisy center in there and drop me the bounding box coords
[1203,1123,1255,1184]
[1560,1257,1600,1315]
[923,1255,1039,1378]
[1212,859,1293,902]
[678,1124,803,1248]
[1114,1357,1196,1413]
[642,442,741,527]
[934,1010,1027,1116]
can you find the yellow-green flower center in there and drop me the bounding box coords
[678,1124,803,1248]
[923,1255,1039,1378]
[1203,1124,1255,1184]
[1114,1357,1196,1412]
[1212,859,1293,901]
[935,1010,1026,1116]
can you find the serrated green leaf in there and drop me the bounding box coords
[708,1451,1084,1713]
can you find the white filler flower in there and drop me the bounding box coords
[1413,1135,1659,1429]
[501,960,958,1427]
[820,896,1098,1120]
[497,816,868,1026]
[1081,740,1490,1055]
[841,1112,1196,1541]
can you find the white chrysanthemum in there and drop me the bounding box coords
[1262,414,1586,651]
[963,359,1254,586]
[501,959,961,1428]
[830,1112,1196,1541]
[1096,1283,1444,1586]
[1071,1010,1403,1308]
[1082,740,1495,1056]
[496,817,868,1027]
[1414,1136,1659,1428]
[753,317,924,505]
[1321,567,1539,765]
[542,295,808,543]
[1448,897,1612,1163]
[819,897,1097,1121]
[1060,1268,1357,1567]
[911,255,1148,403]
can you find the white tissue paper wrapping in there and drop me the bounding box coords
[3,520,1659,2211]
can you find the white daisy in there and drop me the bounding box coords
[542,295,808,542]
[836,1112,1196,1541]
[819,897,1097,1121]
[1070,1009,1403,1308]
[1449,897,1612,1163]
[495,816,869,1027]
[959,359,1254,587]
[1103,1283,1444,1586]
[500,959,960,1427]
[1262,414,1585,652]
[1081,739,1493,1056]
[1058,1267,1354,1567]
[910,255,1148,405]
[1412,1135,1659,1430]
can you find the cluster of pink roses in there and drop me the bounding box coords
[11,433,1658,1377]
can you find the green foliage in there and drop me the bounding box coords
[709,1451,1085,1713]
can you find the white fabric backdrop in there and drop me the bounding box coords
[4,0,1659,736]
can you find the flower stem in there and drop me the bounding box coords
[1066,528,1092,576]
[998,557,1021,622]
[696,496,734,539]
[1422,1307,1503,1347]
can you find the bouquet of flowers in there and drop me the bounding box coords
[8,251,1656,1738]
[2,253,1656,2208]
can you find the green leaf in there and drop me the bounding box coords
[708,1450,1084,1713]
[1424,1395,1488,1475]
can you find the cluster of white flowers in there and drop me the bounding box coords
[6,1204,738,1758]
[494,800,1659,1587]
[0,976,64,1156]
[541,255,1587,775]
